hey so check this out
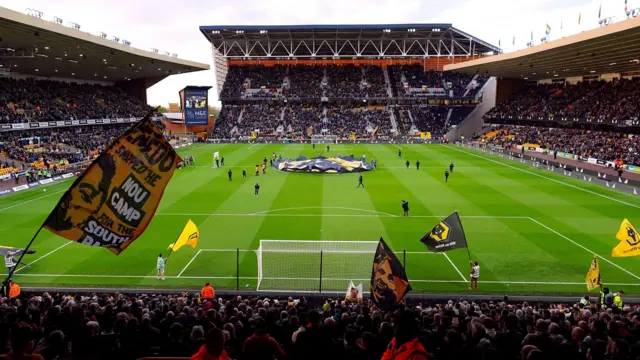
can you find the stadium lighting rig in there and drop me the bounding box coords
[52,16,63,25]
[98,31,107,39]
[122,40,132,46]
[151,48,159,54]
[111,36,120,43]
[68,22,81,30]
[627,8,640,18]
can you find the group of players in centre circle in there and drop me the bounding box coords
[218,146,457,202]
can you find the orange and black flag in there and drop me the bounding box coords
[420,212,468,252]
[43,114,182,255]
[371,237,411,309]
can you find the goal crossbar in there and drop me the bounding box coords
[257,240,379,291]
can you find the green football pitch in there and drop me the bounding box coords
[1,143,640,296]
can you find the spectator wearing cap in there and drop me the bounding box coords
[242,316,285,360]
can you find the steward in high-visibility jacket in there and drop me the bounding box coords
[614,291,624,308]
[8,280,20,298]
[579,295,590,307]
[201,282,215,300]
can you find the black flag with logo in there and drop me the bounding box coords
[420,212,468,252]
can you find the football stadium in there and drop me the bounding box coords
[2,3,640,359]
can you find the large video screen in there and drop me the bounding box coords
[183,88,209,125]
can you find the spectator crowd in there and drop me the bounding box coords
[481,125,640,166]
[486,78,640,121]
[0,78,157,124]
[1,288,638,360]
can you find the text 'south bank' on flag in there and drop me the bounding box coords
[169,219,200,252]
[585,255,601,291]
[44,115,181,255]
[420,212,468,252]
[371,237,411,310]
[612,219,640,257]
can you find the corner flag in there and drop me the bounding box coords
[169,219,199,252]
[585,255,601,290]
[612,219,640,257]
[420,212,468,252]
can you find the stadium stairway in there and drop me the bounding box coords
[387,65,399,98]
[462,74,479,97]
[382,66,393,98]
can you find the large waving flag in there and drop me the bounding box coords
[169,219,200,252]
[44,115,181,255]
[585,255,601,290]
[420,212,468,252]
[545,23,551,36]
[371,238,411,309]
[612,219,640,257]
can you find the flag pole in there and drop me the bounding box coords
[455,211,472,262]
[2,225,44,292]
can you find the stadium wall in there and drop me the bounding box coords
[446,77,497,140]
[115,77,164,105]
[495,78,526,104]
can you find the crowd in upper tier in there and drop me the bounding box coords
[485,78,640,121]
[218,64,481,100]
[0,288,636,360]
[0,78,158,124]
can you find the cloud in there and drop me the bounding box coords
[1,0,637,106]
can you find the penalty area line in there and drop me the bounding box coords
[177,249,203,277]
[528,217,640,281]
[15,242,72,273]
[443,253,467,281]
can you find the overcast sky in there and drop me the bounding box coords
[1,0,637,107]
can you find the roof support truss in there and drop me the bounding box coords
[209,34,490,58]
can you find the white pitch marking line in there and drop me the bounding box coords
[177,249,203,277]
[156,212,529,219]
[0,189,66,213]
[449,145,640,209]
[247,143,260,150]
[390,144,403,150]
[15,242,72,273]
[528,217,640,281]
[251,206,398,217]
[443,253,467,281]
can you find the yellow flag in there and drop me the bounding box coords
[612,219,640,257]
[169,219,199,251]
[585,255,601,290]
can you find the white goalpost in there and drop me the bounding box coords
[256,240,379,292]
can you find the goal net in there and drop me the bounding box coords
[257,240,379,292]
[311,135,337,145]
